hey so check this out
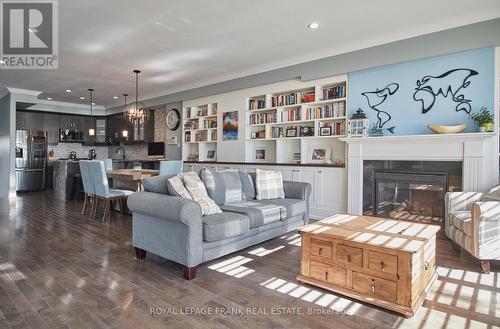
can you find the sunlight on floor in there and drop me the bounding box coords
[208,256,255,278]
[248,245,285,257]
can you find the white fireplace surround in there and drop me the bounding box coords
[340,133,499,215]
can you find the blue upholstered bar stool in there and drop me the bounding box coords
[159,160,183,176]
[90,160,134,222]
[103,158,113,171]
[79,160,95,216]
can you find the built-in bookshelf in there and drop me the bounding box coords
[245,76,347,165]
[182,103,218,161]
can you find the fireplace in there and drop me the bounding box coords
[363,161,462,224]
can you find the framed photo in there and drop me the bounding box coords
[166,136,178,145]
[254,146,269,161]
[307,147,331,164]
[206,149,216,161]
[286,128,297,138]
[300,126,314,137]
[320,126,332,136]
[222,111,239,140]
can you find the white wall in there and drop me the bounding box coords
[182,75,347,162]
[0,92,12,197]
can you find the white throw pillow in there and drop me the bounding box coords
[167,175,192,199]
[182,171,222,216]
[255,168,285,200]
[481,185,500,202]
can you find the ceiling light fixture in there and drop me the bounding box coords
[113,96,119,99]
[65,89,71,93]
[125,69,149,125]
[122,94,129,138]
[79,96,85,100]
[88,89,95,136]
[46,97,52,100]
[307,22,320,29]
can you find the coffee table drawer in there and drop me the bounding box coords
[336,245,363,267]
[310,261,346,287]
[310,239,333,259]
[352,272,397,303]
[368,250,398,275]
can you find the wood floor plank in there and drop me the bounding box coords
[0,193,498,329]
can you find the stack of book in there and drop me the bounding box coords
[184,131,191,142]
[280,107,301,122]
[210,130,217,141]
[305,101,345,120]
[184,120,199,130]
[195,131,208,142]
[249,99,266,110]
[320,121,346,136]
[271,90,314,107]
[271,126,298,138]
[249,112,276,125]
[293,152,301,164]
[202,118,217,129]
[321,84,346,100]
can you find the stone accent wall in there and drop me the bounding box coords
[154,106,166,142]
[49,143,108,159]
[107,144,148,160]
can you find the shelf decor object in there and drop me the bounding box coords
[347,108,369,137]
[427,124,467,134]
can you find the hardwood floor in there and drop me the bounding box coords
[0,192,498,329]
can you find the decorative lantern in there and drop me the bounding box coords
[347,108,369,137]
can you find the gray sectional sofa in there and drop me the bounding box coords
[127,170,311,279]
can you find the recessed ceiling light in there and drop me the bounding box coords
[65,89,71,93]
[113,96,119,99]
[0,60,5,64]
[46,97,52,100]
[79,96,85,100]
[91,102,96,106]
[307,22,320,29]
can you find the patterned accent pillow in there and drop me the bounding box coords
[481,185,500,202]
[167,175,192,199]
[201,168,243,205]
[182,171,222,216]
[255,168,285,200]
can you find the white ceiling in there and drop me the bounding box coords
[1,0,499,107]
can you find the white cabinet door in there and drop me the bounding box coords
[276,167,294,182]
[313,169,346,217]
[183,164,194,172]
[292,168,315,204]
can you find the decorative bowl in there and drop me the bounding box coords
[427,124,467,134]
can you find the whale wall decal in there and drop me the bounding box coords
[413,68,478,114]
[361,83,399,129]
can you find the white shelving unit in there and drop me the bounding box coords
[245,76,348,165]
[182,103,218,161]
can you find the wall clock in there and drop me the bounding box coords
[166,108,181,131]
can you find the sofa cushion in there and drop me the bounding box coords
[221,201,284,228]
[142,175,173,195]
[201,168,243,205]
[255,168,284,200]
[481,185,500,202]
[254,198,306,220]
[449,211,473,236]
[239,172,255,201]
[167,175,192,199]
[182,171,222,216]
[202,212,250,242]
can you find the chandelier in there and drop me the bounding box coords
[125,69,149,125]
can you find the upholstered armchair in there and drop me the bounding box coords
[445,190,500,273]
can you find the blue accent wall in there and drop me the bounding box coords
[348,47,495,135]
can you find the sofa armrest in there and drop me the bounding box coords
[127,192,202,225]
[445,192,483,213]
[283,181,311,201]
[471,202,500,259]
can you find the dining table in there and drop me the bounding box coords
[106,168,159,191]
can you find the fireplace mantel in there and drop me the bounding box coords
[340,132,498,214]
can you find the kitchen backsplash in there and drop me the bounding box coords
[108,144,149,160]
[49,143,108,159]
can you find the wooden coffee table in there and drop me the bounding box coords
[297,214,440,317]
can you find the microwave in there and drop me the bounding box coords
[59,129,85,142]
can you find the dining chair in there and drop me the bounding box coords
[79,160,95,215]
[103,158,113,171]
[90,160,134,222]
[159,160,183,176]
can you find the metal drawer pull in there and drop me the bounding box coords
[380,261,385,271]
[325,272,329,280]
[347,255,352,262]
[424,261,429,271]
[318,248,322,256]
[370,284,375,294]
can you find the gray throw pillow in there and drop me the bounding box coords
[239,171,255,201]
[201,168,243,205]
[142,175,173,195]
[481,185,500,202]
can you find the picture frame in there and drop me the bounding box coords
[300,126,314,137]
[286,128,297,138]
[222,111,239,140]
[206,149,216,161]
[320,126,332,136]
[307,147,331,164]
[254,146,269,161]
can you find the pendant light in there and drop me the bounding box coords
[88,88,95,136]
[122,93,129,138]
[125,69,149,125]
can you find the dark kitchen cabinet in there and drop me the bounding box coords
[16,111,25,129]
[59,115,85,129]
[16,111,43,131]
[42,113,60,145]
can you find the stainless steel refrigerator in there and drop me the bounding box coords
[15,130,48,191]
